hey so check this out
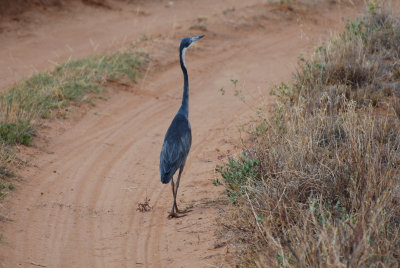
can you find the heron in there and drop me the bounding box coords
[160,35,204,218]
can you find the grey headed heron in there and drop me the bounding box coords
[159,35,204,218]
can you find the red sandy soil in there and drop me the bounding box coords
[0,0,363,267]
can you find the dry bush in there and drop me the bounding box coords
[290,5,400,112]
[219,101,399,267]
[217,4,400,267]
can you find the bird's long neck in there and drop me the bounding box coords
[178,47,189,117]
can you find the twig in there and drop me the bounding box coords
[244,189,267,243]
[30,262,47,267]
[121,186,137,192]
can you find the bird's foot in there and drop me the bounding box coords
[176,208,192,214]
[168,212,187,219]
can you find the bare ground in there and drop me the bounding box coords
[0,0,361,267]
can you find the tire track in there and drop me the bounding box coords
[0,1,359,267]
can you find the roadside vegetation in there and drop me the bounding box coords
[0,48,146,199]
[217,3,400,267]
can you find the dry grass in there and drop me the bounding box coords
[217,4,400,267]
[0,142,16,200]
[219,103,399,267]
[290,3,400,111]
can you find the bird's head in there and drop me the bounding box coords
[180,35,205,51]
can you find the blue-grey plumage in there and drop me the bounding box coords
[159,34,204,218]
[160,113,192,184]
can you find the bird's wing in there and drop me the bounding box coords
[160,129,191,183]
[179,127,192,156]
[160,139,181,183]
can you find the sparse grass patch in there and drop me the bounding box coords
[1,50,146,121]
[0,48,147,198]
[217,5,400,267]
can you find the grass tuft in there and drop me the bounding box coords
[0,120,34,146]
[217,5,400,267]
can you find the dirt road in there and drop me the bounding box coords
[0,0,359,267]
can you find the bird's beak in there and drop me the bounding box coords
[191,35,205,43]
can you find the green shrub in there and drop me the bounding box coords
[217,153,259,204]
[0,120,33,145]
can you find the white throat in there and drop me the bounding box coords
[182,47,188,69]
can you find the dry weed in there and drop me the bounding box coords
[137,197,152,213]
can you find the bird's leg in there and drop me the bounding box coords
[168,175,188,219]
[169,178,177,218]
[173,166,192,215]
[172,177,179,213]
[173,167,184,213]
